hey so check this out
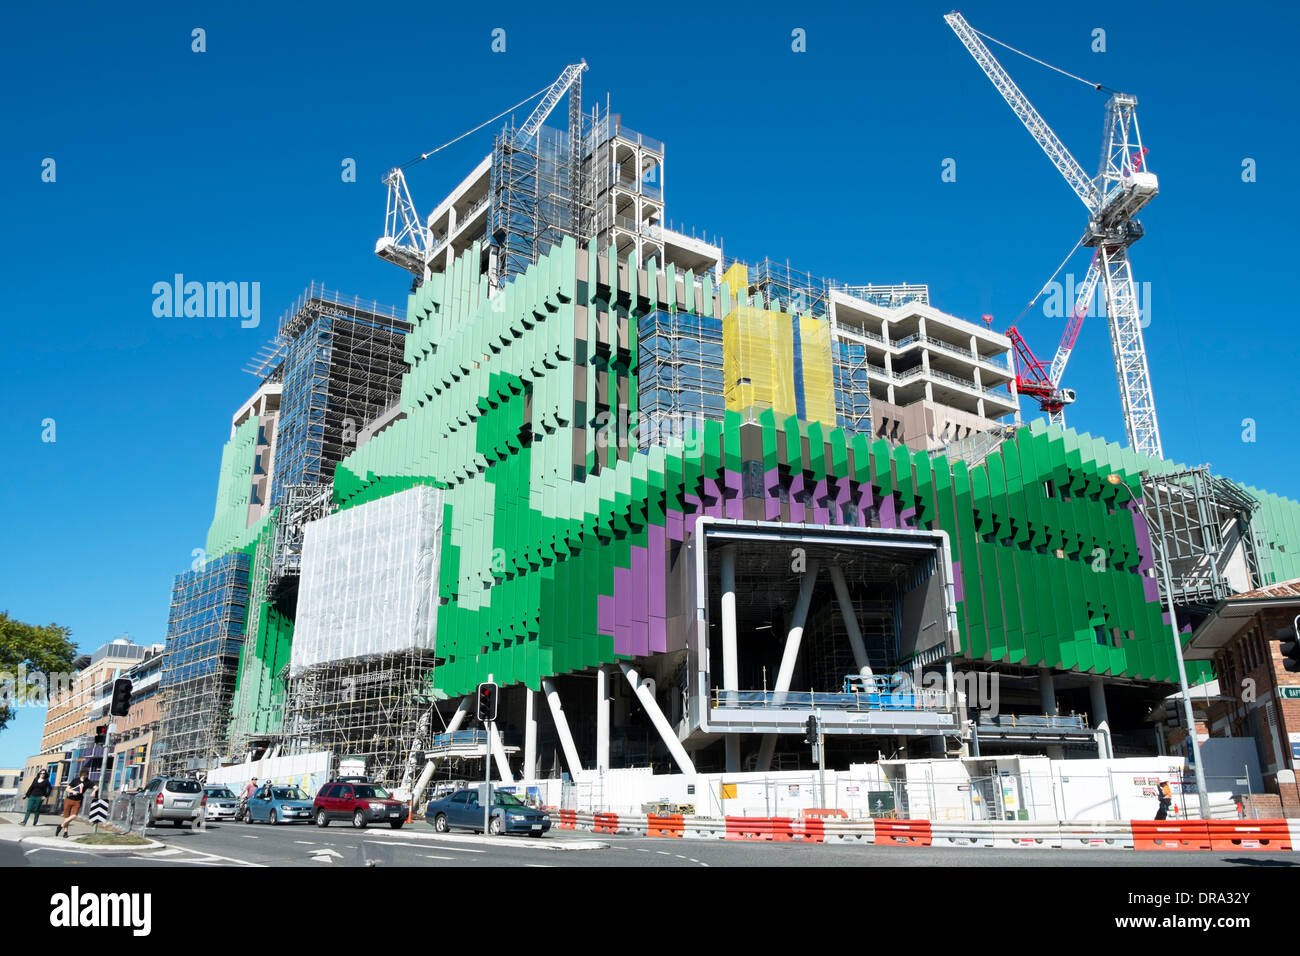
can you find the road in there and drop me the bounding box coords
[10,818,1299,867]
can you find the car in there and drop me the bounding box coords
[313,781,406,829]
[138,777,205,828]
[425,785,551,836]
[243,784,315,824]
[202,785,239,822]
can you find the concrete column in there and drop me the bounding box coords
[720,547,739,695]
[773,560,821,700]
[829,564,872,676]
[523,687,538,781]
[541,677,585,780]
[489,721,514,783]
[621,663,696,774]
[1039,669,1058,716]
[1090,676,1112,759]
[596,667,610,773]
[445,697,472,734]
[725,735,742,773]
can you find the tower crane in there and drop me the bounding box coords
[375,61,589,280]
[945,12,1164,458]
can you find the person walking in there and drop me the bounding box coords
[55,769,92,838]
[21,770,51,825]
[1155,780,1172,821]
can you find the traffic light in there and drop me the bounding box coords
[93,724,108,745]
[110,678,133,717]
[804,715,818,745]
[476,681,498,722]
[1277,623,1300,673]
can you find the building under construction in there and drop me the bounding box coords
[154,64,1300,796]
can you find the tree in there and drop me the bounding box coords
[0,612,76,734]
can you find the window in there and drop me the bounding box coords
[449,791,470,805]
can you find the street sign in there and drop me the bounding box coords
[87,800,109,825]
[1280,687,1300,699]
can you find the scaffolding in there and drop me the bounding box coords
[1142,467,1262,610]
[637,309,722,448]
[281,651,438,787]
[155,552,251,776]
[270,285,409,507]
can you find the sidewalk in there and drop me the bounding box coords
[0,811,165,854]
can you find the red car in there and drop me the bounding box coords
[313,781,406,829]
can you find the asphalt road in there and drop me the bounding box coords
[10,818,1300,867]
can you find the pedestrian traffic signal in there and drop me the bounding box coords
[110,678,133,717]
[476,682,499,722]
[1277,622,1300,673]
[93,724,108,744]
[804,715,818,745]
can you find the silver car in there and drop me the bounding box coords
[138,777,204,827]
[202,785,240,822]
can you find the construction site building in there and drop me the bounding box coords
[152,77,1300,794]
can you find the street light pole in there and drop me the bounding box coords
[1109,473,1212,819]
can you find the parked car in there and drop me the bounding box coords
[241,784,315,824]
[139,777,205,828]
[202,785,240,822]
[313,781,406,829]
[425,786,551,836]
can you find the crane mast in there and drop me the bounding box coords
[945,11,1165,458]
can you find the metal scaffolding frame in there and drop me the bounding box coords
[280,651,438,788]
[155,553,251,776]
[1142,467,1262,609]
[270,285,409,507]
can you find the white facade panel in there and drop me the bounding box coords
[291,484,443,675]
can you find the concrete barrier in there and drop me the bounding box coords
[1058,821,1134,849]
[931,821,994,848]
[989,820,1062,849]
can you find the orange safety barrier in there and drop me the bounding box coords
[556,809,578,831]
[803,808,848,820]
[1131,820,1212,851]
[724,816,795,841]
[646,813,685,838]
[593,812,620,834]
[1208,819,1292,852]
[872,818,933,847]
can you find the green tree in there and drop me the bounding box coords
[0,612,76,733]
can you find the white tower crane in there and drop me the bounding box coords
[945,12,1164,458]
[374,61,589,280]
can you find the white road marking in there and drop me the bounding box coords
[634,848,649,853]
[294,841,317,845]
[524,863,552,867]
[425,854,453,861]
[656,851,671,856]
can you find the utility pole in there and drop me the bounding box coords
[817,708,827,808]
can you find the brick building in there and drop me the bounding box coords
[1186,578,1300,811]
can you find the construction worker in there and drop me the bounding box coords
[1155,781,1172,820]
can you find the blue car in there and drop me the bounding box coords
[243,785,315,825]
[425,786,551,836]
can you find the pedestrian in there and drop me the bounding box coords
[243,778,258,801]
[21,770,51,825]
[1155,780,1172,821]
[56,768,92,837]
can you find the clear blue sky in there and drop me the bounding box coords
[1,0,1295,764]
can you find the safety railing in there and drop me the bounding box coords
[711,687,951,713]
[976,713,1090,730]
